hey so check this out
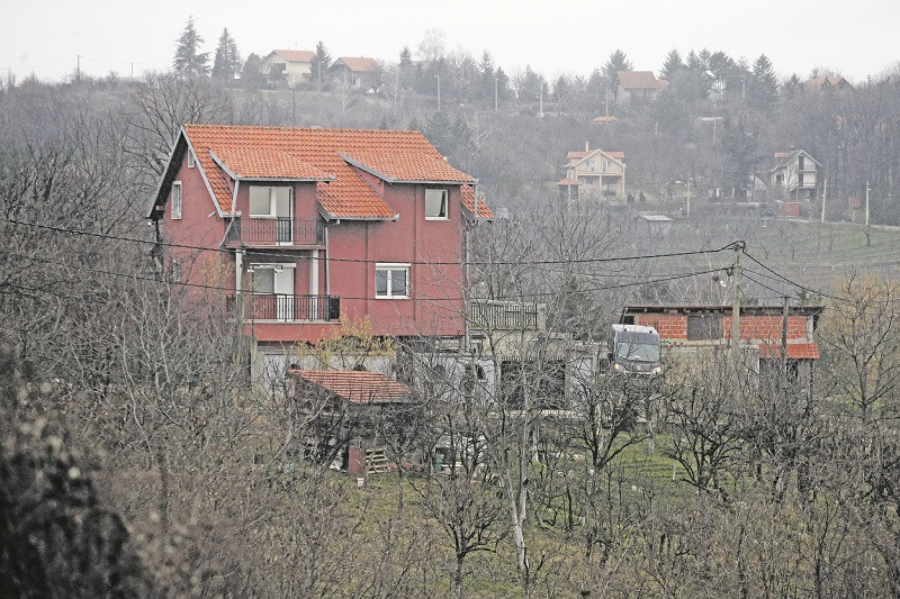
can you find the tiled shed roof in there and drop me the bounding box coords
[180,124,480,219]
[758,343,820,360]
[290,370,413,404]
[616,71,669,90]
[272,49,314,63]
[461,185,494,218]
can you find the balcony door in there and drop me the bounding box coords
[249,186,293,245]
[250,264,295,321]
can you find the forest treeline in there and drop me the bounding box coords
[3,32,900,597]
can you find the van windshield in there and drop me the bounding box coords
[616,342,660,363]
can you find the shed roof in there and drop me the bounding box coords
[290,370,414,404]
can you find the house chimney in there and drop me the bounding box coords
[585,141,590,152]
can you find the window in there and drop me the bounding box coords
[425,189,448,219]
[251,267,275,294]
[375,263,409,298]
[187,150,195,168]
[171,182,182,220]
[687,315,722,340]
[249,186,292,218]
[587,160,595,172]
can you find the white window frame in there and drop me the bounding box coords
[187,150,195,168]
[425,188,449,220]
[171,182,182,220]
[375,263,410,299]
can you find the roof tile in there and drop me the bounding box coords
[183,124,483,219]
[290,369,413,404]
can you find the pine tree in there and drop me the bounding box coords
[748,54,779,111]
[311,41,332,91]
[603,49,632,89]
[172,16,209,76]
[660,49,684,80]
[211,28,241,80]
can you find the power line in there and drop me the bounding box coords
[0,217,739,268]
[4,249,730,304]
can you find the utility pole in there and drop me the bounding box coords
[730,243,744,353]
[821,178,827,223]
[686,177,691,218]
[494,76,498,112]
[865,181,871,246]
[781,295,790,370]
[76,55,81,82]
[539,87,544,118]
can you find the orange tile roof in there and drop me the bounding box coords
[558,178,580,185]
[212,147,334,181]
[617,71,668,90]
[341,149,474,183]
[461,185,494,218]
[337,56,378,72]
[567,151,590,160]
[606,151,625,160]
[758,343,820,360]
[272,49,314,63]
[182,124,479,219]
[290,370,413,404]
[592,116,617,123]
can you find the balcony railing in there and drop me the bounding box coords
[470,300,539,330]
[245,294,340,322]
[225,217,324,247]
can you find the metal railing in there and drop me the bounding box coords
[245,294,340,321]
[470,301,539,330]
[225,217,324,246]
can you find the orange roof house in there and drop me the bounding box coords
[613,71,669,106]
[260,49,315,86]
[333,56,380,89]
[147,124,491,382]
[559,143,626,200]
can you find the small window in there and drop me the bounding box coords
[187,150,195,168]
[170,260,182,283]
[375,264,409,298]
[171,182,182,220]
[425,189,448,220]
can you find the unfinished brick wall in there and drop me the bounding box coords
[634,313,810,342]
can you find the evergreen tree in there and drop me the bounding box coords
[398,46,413,89]
[660,49,684,80]
[748,54,779,111]
[211,28,241,80]
[240,53,266,89]
[495,67,510,104]
[311,41,332,91]
[478,51,495,103]
[603,49,633,85]
[173,16,209,76]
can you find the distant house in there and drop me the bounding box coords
[621,304,822,384]
[613,71,669,106]
[803,76,854,93]
[770,149,821,201]
[332,57,379,90]
[260,49,314,86]
[559,143,625,199]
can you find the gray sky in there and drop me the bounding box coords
[3,0,898,83]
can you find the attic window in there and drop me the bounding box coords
[171,182,182,220]
[187,150,195,168]
[425,189,449,220]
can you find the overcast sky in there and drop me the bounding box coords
[3,1,897,84]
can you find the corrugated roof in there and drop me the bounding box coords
[290,370,413,404]
[181,124,481,219]
[337,56,378,72]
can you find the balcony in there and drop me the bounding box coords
[244,294,340,322]
[470,300,542,331]
[225,217,324,248]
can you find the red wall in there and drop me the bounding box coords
[635,314,810,342]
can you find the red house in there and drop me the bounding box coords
[147,124,491,366]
